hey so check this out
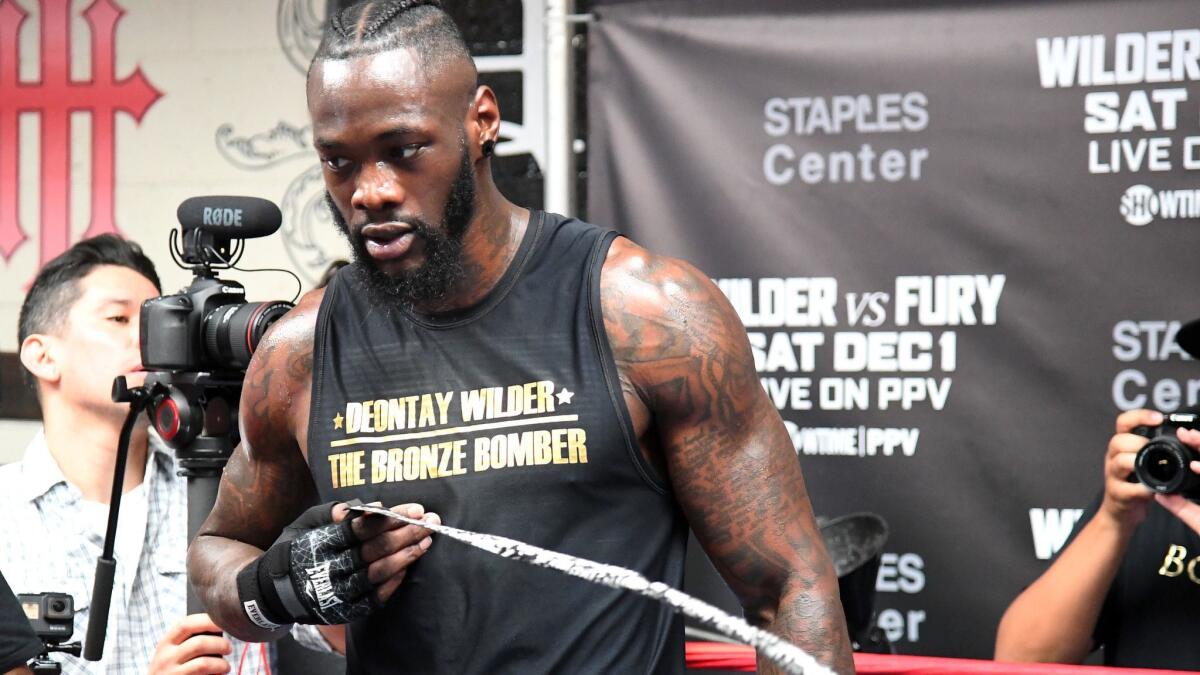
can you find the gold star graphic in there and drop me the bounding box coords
[333,413,344,430]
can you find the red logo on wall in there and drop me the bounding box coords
[0,0,161,268]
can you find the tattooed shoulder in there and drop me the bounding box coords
[241,288,324,455]
[599,237,756,421]
[601,239,855,674]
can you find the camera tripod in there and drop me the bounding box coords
[82,373,241,662]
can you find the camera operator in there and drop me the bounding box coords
[995,408,1200,668]
[0,234,271,674]
[0,571,38,675]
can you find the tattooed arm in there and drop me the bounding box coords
[189,288,434,643]
[187,289,326,642]
[601,239,855,674]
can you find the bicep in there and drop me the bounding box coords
[651,303,818,607]
[203,438,317,550]
[199,327,318,548]
[605,249,822,610]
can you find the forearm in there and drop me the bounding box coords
[995,512,1132,663]
[754,573,854,675]
[187,534,291,643]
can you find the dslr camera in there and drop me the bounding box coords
[1133,410,1200,499]
[134,196,293,451]
[141,196,292,373]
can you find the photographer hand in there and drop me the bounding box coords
[148,614,232,675]
[1100,409,1161,530]
[1154,427,1200,534]
[996,408,1167,663]
[236,501,437,628]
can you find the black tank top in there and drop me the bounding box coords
[308,212,687,674]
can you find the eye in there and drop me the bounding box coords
[322,156,352,172]
[397,144,423,160]
[108,315,130,324]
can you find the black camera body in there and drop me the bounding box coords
[141,276,291,372]
[1133,411,1200,499]
[19,592,74,645]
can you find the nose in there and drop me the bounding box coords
[351,161,405,214]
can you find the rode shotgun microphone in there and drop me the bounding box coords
[173,196,283,267]
[176,196,282,239]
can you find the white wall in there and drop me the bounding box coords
[0,419,41,464]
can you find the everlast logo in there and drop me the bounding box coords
[1158,544,1200,583]
[304,560,342,610]
[202,207,244,227]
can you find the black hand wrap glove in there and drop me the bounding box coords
[236,500,375,628]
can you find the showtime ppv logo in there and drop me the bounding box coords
[1120,184,1200,226]
[0,0,161,267]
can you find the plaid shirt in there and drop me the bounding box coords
[0,430,286,674]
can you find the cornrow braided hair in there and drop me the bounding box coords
[311,0,472,86]
[329,0,443,42]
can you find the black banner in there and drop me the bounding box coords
[588,0,1200,658]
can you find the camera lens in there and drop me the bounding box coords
[203,301,293,370]
[1136,439,1192,493]
[1144,454,1179,483]
[51,600,66,613]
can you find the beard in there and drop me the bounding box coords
[326,146,476,309]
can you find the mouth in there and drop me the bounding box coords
[360,222,417,261]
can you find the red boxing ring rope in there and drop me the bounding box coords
[685,642,1196,675]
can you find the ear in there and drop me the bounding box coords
[20,334,60,386]
[469,84,502,160]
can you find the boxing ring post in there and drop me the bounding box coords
[544,0,581,217]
